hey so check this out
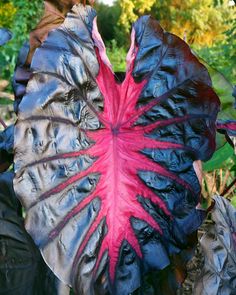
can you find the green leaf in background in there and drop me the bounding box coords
[231,164,236,172]
[231,196,236,208]
[203,143,234,171]
[0,97,12,105]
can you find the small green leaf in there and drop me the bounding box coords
[231,196,236,208]
[203,143,234,171]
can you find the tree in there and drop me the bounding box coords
[152,0,235,47]
[194,1,236,84]
[0,1,17,29]
[95,1,121,42]
[119,0,155,32]
[118,0,235,47]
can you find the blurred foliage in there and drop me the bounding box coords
[194,6,236,85]
[95,1,128,47]
[95,1,120,42]
[152,0,235,47]
[118,0,235,47]
[0,1,17,28]
[0,0,43,80]
[119,0,155,32]
[232,195,236,207]
[106,39,127,72]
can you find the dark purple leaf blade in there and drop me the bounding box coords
[14,4,220,294]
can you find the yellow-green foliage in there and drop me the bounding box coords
[155,0,235,47]
[0,1,17,28]
[119,0,235,47]
[119,0,155,31]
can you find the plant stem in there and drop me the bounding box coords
[221,178,236,197]
[0,118,7,129]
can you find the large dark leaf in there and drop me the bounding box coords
[0,171,70,294]
[14,4,220,294]
[194,196,236,295]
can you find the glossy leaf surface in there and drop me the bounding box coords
[14,4,220,294]
[194,196,236,295]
